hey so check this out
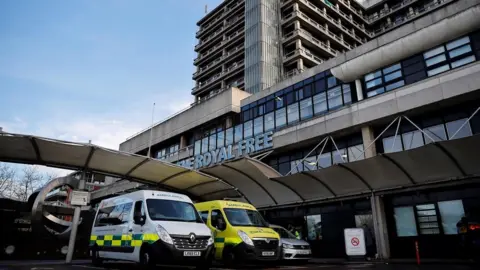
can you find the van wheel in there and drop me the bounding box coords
[139,246,155,268]
[222,247,236,267]
[91,247,102,266]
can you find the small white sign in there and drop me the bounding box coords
[70,190,90,206]
[344,228,366,256]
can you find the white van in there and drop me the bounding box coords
[89,190,214,269]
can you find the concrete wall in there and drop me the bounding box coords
[273,61,480,148]
[119,87,251,153]
[240,0,480,107]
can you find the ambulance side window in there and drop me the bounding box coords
[199,211,209,224]
[94,202,132,227]
[134,201,146,225]
[211,210,226,231]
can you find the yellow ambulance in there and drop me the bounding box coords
[195,200,280,265]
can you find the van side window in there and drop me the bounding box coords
[94,202,133,227]
[134,201,145,224]
[199,211,209,223]
[211,209,226,230]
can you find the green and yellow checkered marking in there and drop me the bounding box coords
[90,233,159,247]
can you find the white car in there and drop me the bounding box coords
[90,190,214,269]
[270,224,311,262]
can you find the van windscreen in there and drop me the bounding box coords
[146,199,202,223]
[224,208,269,227]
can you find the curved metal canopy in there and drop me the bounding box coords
[0,132,240,201]
[271,134,480,206]
[2,132,479,210]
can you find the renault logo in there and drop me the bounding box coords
[265,239,270,243]
[189,233,196,243]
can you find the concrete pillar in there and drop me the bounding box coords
[294,20,301,30]
[226,116,233,129]
[295,39,302,49]
[297,58,304,71]
[361,126,376,158]
[355,79,364,101]
[180,135,187,149]
[325,23,328,30]
[326,39,330,47]
[293,3,299,11]
[371,195,391,259]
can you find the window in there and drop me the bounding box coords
[223,208,269,227]
[278,161,290,175]
[300,98,313,120]
[199,211,209,223]
[424,124,447,144]
[383,136,403,153]
[201,137,209,154]
[211,209,226,230]
[416,204,440,235]
[446,118,472,139]
[234,124,243,143]
[343,84,352,104]
[364,62,404,98]
[217,131,224,148]
[276,108,287,128]
[225,128,233,146]
[264,112,275,132]
[253,116,263,136]
[146,199,202,223]
[332,148,347,164]
[317,152,331,169]
[244,120,253,139]
[94,202,133,227]
[313,92,327,115]
[306,214,322,240]
[265,100,275,113]
[438,200,465,235]
[348,144,364,161]
[133,201,145,224]
[327,86,342,110]
[394,206,418,237]
[290,159,303,174]
[304,156,317,171]
[209,134,216,151]
[287,103,299,124]
[276,95,284,108]
[424,36,476,77]
[402,130,424,150]
[327,76,337,88]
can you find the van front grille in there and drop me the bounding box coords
[172,235,209,250]
[253,238,278,250]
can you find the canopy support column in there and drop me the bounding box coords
[371,195,390,260]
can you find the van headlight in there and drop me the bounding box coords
[155,225,173,245]
[238,230,254,246]
[282,243,293,249]
[207,231,214,246]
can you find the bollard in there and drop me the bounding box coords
[415,240,420,265]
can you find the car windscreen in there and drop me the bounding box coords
[223,208,269,227]
[273,227,296,239]
[146,199,202,223]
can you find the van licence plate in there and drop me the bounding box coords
[262,251,275,256]
[184,251,201,257]
[296,250,311,255]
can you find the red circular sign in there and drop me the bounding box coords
[351,237,360,246]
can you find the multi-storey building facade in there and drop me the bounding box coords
[192,0,456,100]
[110,0,480,260]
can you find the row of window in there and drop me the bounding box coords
[381,117,475,154]
[394,199,465,236]
[156,143,180,159]
[364,33,479,98]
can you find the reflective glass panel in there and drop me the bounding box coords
[244,120,253,139]
[209,134,216,151]
[451,55,475,68]
[304,156,317,171]
[276,108,287,128]
[332,148,347,164]
[217,131,224,148]
[427,64,450,76]
[446,118,472,140]
[383,136,403,153]
[201,137,209,154]
[313,92,327,115]
[264,112,275,132]
[449,44,472,58]
[438,200,465,235]
[300,98,313,120]
[423,46,445,59]
[394,206,418,237]
[194,140,201,155]
[367,87,385,97]
[343,84,352,104]
[327,86,342,109]
[446,36,470,50]
[366,78,382,89]
[384,70,402,82]
[364,70,382,81]
[234,124,243,143]
[383,63,401,74]
[348,144,364,161]
[287,103,299,124]
[402,130,424,150]
[385,80,405,91]
[254,116,263,136]
[424,124,447,144]
[425,54,447,67]
[318,152,332,169]
[225,128,234,145]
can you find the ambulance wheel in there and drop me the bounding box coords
[139,245,155,268]
[91,246,102,266]
[222,246,236,267]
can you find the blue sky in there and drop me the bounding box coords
[0,0,223,152]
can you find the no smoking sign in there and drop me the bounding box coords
[344,229,366,256]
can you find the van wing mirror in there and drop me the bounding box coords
[134,214,146,225]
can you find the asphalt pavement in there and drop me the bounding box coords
[0,261,478,270]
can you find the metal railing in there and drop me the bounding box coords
[193,60,244,92]
[193,45,244,78]
[284,47,324,64]
[283,29,338,56]
[194,28,244,63]
[367,0,416,22]
[196,0,245,36]
[337,0,369,23]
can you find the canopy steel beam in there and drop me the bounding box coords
[30,137,43,163]
[338,164,373,191]
[125,158,149,177]
[199,170,252,204]
[270,178,306,202]
[83,146,96,170]
[433,143,466,176]
[301,171,337,197]
[185,180,218,191]
[157,170,191,185]
[380,154,416,184]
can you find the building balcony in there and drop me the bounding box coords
[283,11,353,51]
[193,28,244,66]
[193,44,244,80]
[371,0,455,36]
[283,28,337,58]
[367,0,420,23]
[283,47,324,66]
[296,0,366,44]
[195,27,226,52]
[192,60,245,95]
[196,0,245,38]
[336,0,370,25]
